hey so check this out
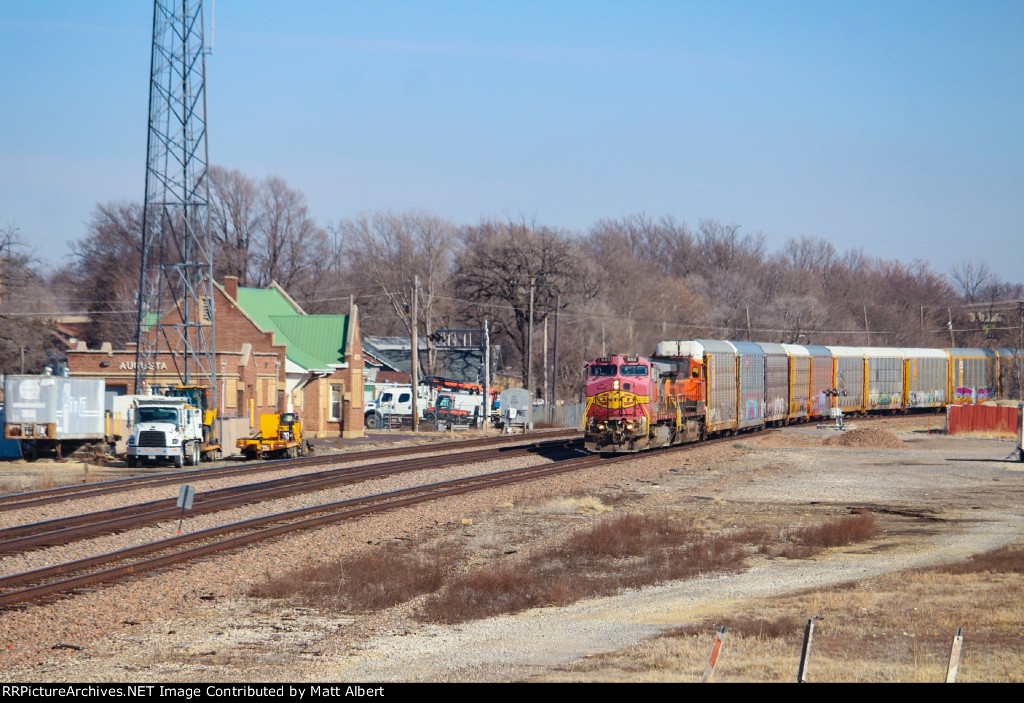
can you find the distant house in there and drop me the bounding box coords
[362,334,485,387]
[66,276,364,438]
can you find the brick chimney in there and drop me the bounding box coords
[224,276,238,301]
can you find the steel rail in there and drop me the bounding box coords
[0,429,580,511]
[0,449,622,608]
[0,438,583,554]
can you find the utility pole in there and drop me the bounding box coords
[411,275,419,432]
[551,293,559,405]
[483,320,490,428]
[134,0,217,410]
[543,316,548,404]
[527,275,535,430]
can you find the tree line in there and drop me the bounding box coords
[2,169,1022,400]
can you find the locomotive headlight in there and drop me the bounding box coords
[613,380,620,390]
[626,423,634,431]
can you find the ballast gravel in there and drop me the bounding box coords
[1,418,1022,682]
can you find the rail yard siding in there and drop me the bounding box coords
[946,404,1020,435]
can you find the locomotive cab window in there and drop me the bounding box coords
[590,364,617,377]
[620,364,648,376]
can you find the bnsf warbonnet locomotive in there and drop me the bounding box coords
[584,341,1022,454]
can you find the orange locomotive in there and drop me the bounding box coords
[583,354,706,453]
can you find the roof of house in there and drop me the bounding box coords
[234,285,349,371]
[362,335,482,383]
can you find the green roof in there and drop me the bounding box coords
[233,285,349,371]
[271,315,350,369]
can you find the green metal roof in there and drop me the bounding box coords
[233,286,349,371]
[271,315,350,369]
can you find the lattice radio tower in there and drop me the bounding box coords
[134,0,217,405]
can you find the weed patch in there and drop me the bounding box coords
[420,514,762,624]
[932,544,1024,575]
[249,541,465,612]
[781,513,878,558]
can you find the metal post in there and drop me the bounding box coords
[797,617,816,683]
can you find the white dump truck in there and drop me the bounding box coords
[124,396,205,468]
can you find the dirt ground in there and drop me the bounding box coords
[3,417,1023,682]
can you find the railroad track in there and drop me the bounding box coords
[0,429,580,512]
[0,435,584,554]
[0,444,627,609]
[0,425,849,609]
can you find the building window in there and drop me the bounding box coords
[200,297,213,324]
[330,384,343,421]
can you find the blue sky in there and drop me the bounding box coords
[2,1,1022,283]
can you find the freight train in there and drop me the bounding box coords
[583,342,1022,454]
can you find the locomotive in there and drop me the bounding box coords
[583,341,1021,454]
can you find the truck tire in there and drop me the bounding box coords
[126,456,137,468]
[365,412,382,430]
[174,452,184,469]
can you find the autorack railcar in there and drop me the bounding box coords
[583,341,1022,454]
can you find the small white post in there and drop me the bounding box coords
[945,627,964,683]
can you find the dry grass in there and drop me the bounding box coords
[420,514,766,624]
[249,541,465,612]
[779,512,878,558]
[537,543,1024,683]
[933,545,1024,575]
[247,510,882,628]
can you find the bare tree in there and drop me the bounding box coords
[453,221,597,387]
[0,225,66,373]
[341,210,457,374]
[208,166,260,285]
[250,176,326,290]
[64,203,146,346]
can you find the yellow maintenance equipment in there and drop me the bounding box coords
[237,412,306,460]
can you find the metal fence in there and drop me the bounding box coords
[531,403,585,428]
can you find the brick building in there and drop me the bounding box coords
[66,276,364,439]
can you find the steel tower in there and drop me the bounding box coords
[134,0,217,404]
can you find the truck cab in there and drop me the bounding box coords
[125,396,204,468]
